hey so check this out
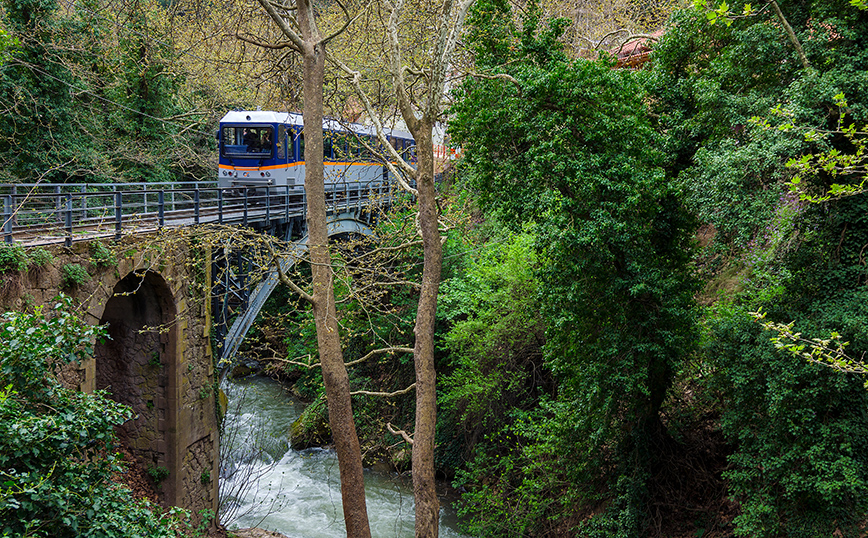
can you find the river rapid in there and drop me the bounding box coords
[220,376,470,538]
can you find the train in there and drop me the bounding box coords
[216,110,416,193]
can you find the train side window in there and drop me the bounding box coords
[277,125,286,160]
[348,136,362,160]
[299,133,305,161]
[286,129,295,161]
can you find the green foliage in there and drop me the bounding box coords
[0,25,17,64]
[753,308,868,386]
[0,296,192,537]
[148,465,170,485]
[439,227,548,462]
[0,245,55,274]
[61,263,90,288]
[0,0,213,183]
[0,296,99,399]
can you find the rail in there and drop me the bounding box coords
[1,180,393,246]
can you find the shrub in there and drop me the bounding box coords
[0,243,27,273]
[61,262,90,288]
[705,304,868,537]
[0,296,193,537]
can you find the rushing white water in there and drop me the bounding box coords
[220,376,470,538]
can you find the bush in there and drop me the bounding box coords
[91,241,118,267]
[26,246,54,268]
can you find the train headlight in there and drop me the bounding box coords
[265,172,271,177]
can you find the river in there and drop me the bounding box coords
[220,376,470,538]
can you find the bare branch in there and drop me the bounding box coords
[235,32,300,52]
[615,34,659,56]
[386,422,414,445]
[351,382,416,397]
[323,0,370,45]
[353,239,423,260]
[769,0,811,70]
[265,239,314,304]
[464,71,522,95]
[255,0,306,50]
[345,346,414,368]
[592,28,631,49]
[329,56,419,194]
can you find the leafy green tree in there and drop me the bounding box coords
[0,0,95,182]
[450,0,699,533]
[438,227,548,460]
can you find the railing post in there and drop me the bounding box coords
[65,194,73,247]
[344,181,349,213]
[243,189,248,227]
[54,185,62,219]
[265,187,270,227]
[218,189,224,225]
[284,187,289,221]
[80,185,86,222]
[3,195,12,244]
[115,191,123,240]
[143,184,148,215]
[158,190,165,228]
[194,186,200,225]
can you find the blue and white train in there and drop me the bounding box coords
[217,110,416,193]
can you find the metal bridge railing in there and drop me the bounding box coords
[1,180,394,246]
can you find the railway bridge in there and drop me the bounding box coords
[0,180,390,519]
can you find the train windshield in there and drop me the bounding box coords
[222,126,274,158]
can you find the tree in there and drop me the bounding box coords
[449,0,699,532]
[246,1,373,535]
[645,1,868,534]
[331,0,479,533]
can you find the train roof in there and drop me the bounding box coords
[219,110,414,140]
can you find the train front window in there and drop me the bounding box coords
[222,126,274,158]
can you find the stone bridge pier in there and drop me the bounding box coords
[0,236,219,519]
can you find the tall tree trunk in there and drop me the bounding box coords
[410,122,442,538]
[298,2,371,535]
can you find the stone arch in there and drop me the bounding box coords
[94,270,179,505]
